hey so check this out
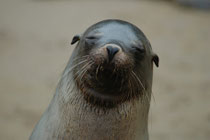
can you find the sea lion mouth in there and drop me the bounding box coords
[86,62,130,94]
[82,63,131,107]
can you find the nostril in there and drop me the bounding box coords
[106,46,119,61]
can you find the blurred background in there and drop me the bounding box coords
[0,0,210,140]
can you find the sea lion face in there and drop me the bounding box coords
[71,20,159,108]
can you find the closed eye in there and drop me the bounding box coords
[132,46,145,53]
[86,36,99,40]
[85,35,101,46]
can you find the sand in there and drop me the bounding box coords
[0,0,210,140]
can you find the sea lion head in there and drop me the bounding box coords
[70,19,159,108]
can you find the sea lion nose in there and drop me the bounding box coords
[106,46,119,61]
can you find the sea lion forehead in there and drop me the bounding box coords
[83,20,142,42]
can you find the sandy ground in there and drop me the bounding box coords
[0,0,210,140]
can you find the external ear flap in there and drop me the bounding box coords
[152,54,159,67]
[71,35,80,45]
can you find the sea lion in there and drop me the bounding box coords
[30,19,159,140]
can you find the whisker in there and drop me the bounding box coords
[71,55,90,63]
[79,61,94,82]
[74,61,93,81]
[130,72,140,99]
[126,78,133,101]
[95,64,100,81]
[131,71,150,104]
[137,73,151,104]
[62,59,88,78]
[131,71,145,90]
